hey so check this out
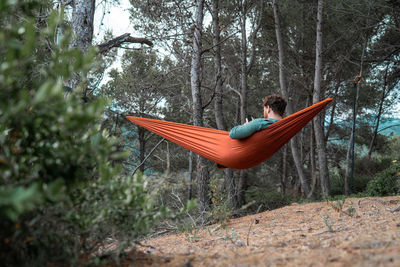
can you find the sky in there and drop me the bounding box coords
[93,0,133,41]
[92,0,136,83]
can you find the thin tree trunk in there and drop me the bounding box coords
[368,63,389,158]
[132,138,164,177]
[212,0,239,209]
[344,38,368,195]
[312,0,330,196]
[212,0,226,131]
[165,141,170,175]
[191,0,210,217]
[240,0,248,124]
[273,0,310,196]
[236,0,249,207]
[188,151,193,200]
[281,145,288,196]
[138,127,146,173]
[308,120,317,199]
[236,0,263,206]
[325,82,340,144]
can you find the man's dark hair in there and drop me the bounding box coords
[263,94,287,117]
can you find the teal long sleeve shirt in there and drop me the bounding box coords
[229,118,279,139]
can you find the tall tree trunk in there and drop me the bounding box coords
[188,151,193,200]
[344,38,368,195]
[368,63,389,158]
[280,145,288,196]
[344,84,359,195]
[240,0,248,124]
[236,0,249,207]
[236,0,263,207]
[325,82,340,144]
[67,0,95,95]
[273,0,310,196]
[71,0,95,52]
[308,120,317,199]
[191,0,210,217]
[212,0,239,209]
[212,0,226,131]
[165,141,170,175]
[138,127,146,173]
[312,0,330,196]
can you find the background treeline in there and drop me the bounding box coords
[1,0,400,265]
[108,0,400,211]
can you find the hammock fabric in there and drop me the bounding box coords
[126,98,332,170]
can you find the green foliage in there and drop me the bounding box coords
[209,177,231,226]
[366,159,400,196]
[245,187,297,212]
[69,172,169,250]
[0,1,105,222]
[330,173,372,196]
[0,2,170,265]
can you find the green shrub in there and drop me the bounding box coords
[366,160,400,196]
[209,177,231,226]
[0,2,171,265]
[245,187,297,212]
[330,173,345,196]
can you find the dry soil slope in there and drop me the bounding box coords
[133,196,400,267]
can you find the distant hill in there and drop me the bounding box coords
[378,118,400,136]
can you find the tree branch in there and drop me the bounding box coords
[97,33,153,54]
[132,138,165,177]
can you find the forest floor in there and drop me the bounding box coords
[121,196,400,266]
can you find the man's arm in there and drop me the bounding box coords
[229,118,278,139]
[229,119,261,139]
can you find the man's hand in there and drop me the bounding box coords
[245,116,254,124]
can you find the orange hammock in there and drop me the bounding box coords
[126,98,332,170]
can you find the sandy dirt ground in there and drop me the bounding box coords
[124,196,400,266]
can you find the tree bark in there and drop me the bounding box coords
[240,0,248,125]
[236,0,263,207]
[97,33,153,54]
[308,120,317,199]
[280,145,288,196]
[212,0,239,209]
[368,63,390,158]
[312,0,330,196]
[188,151,193,200]
[138,127,146,173]
[273,0,310,196]
[212,0,226,131]
[71,0,95,52]
[66,0,95,94]
[236,0,249,207]
[191,0,210,217]
[344,38,368,195]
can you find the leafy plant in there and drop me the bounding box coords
[245,187,298,212]
[209,178,231,227]
[322,215,335,232]
[366,159,400,196]
[0,2,171,265]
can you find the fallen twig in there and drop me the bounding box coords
[391,205,400,213]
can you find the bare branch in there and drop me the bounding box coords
[97,33,153,54]
[132,138,165,177]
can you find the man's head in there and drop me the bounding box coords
[263,94,287,119]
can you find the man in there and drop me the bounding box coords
[216,94,287,168]
[229,94,287,139]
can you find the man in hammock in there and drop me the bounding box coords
[229,94,287,139]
